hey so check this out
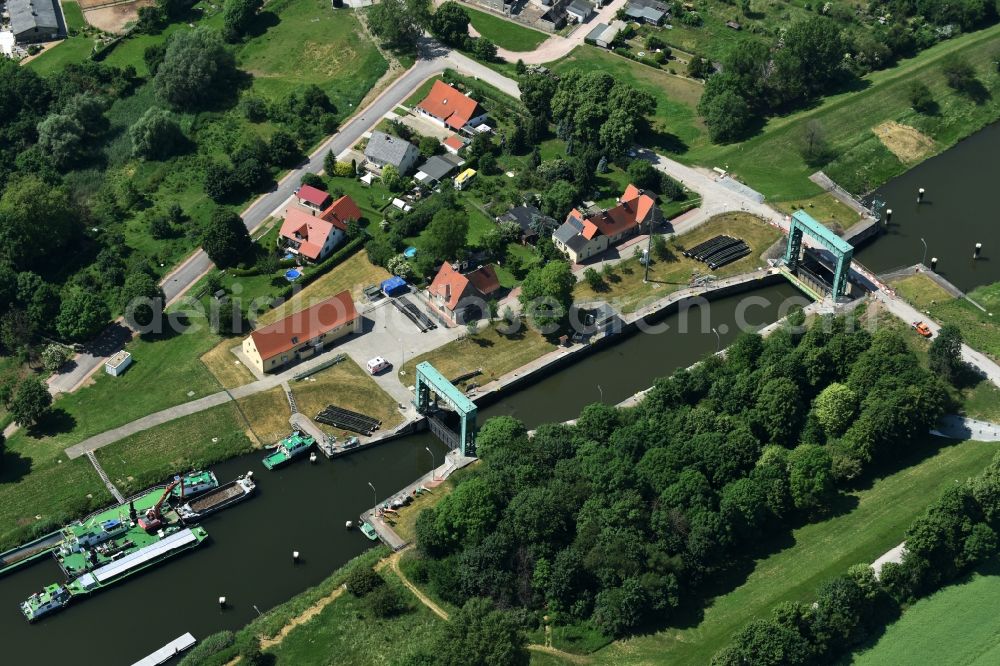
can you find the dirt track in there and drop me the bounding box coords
[82,0,154,33]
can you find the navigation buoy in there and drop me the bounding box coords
[974,243,982,259]
[346,520,353,529]
[931,257,938,270]
[917,188,925,203]
[218,596,227,608]
[293,550,300,563]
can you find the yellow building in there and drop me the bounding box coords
[242,290,360,374]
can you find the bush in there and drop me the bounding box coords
[178,631,235,666]
[345,566,384,597]
[40,344,71,371]
[300,172,326,190]
[365,583,408,617]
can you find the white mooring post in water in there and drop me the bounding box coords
[975,243,982,259]
[918,187,925,203]
[931,257,938,270]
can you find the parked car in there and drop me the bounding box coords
[912,321,932,338]
[367,357,392,375]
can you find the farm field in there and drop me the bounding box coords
[851,559,1000,665]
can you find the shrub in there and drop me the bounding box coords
[365,584,407,617]
[300,172,326,190]
[345,566,384,597]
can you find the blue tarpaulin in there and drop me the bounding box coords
[381,276,408,297]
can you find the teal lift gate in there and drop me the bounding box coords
[784,210,854,299]
[414,362,477,455]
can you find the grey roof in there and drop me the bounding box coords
[417,155,459,181]
[586,23,608,42]
[365,131,417,168]
[500,205,553,235]
[553,221,589,253]
[9,0,62,37]
[625,0,667,21]
[567,0,592,17]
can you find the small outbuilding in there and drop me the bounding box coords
[381,276,409,297]
[105,351,133,377]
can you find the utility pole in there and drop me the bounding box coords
[643,221,654,283]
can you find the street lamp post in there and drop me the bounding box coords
[425,446,436,480]
[597,384,604,403]
[367,482,377,510]
[712,327,721,352]
[920,238,928,267]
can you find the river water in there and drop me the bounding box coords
[0,282,804,663]
[856,121,1000,292]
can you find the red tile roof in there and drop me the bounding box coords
[320,195,363,230]
[567,184,658,239]
[429,262,501,311]
[297,184,330,207]
[279,208,335,260]
[443,135,467,152]
[417,81,484,130]
[250,291,357,361]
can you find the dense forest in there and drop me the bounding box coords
[410,311,954,639]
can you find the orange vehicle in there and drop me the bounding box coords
[912,321,932,338]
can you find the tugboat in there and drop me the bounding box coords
[175,473,256,522]
[262,432,315,470]
[170,470,219,499]
[21,583,71,621]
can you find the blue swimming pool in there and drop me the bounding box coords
[404,246,417,258]
[285,269,302,281]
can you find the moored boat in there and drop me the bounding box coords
[175,472,256,522]
[360,521,379,541]
[262,432,315,470]
[20,583,71,622]
[170,470,219,499]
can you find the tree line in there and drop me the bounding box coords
[409,312,954,640]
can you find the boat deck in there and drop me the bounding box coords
[132,632,196,666]
[188,483,245,512]
[0,530,64,576]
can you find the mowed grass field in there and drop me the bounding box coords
[682,23,1000,201]
[930,280,1000,363]
[587,437,1000,664]
[291,359,405,432]
[463,6,548,52]
[401,325,558,391]
[889,272,956,310]
[852,559,1000,665]
[94,402,257,496]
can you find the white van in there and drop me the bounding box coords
[366,357,391,375]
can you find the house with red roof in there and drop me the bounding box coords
[241,290,359,374]
[278,195,363,262]
[295,184,331,211]
[416,81,489,134]
[427,262,502,325]
[552,184,660,263]
[442,134,470,155]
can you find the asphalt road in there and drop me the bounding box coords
[48,40,519,395]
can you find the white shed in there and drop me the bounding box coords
[105,351,132,377]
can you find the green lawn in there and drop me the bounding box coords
[6,325,224,463]
[463,6,548,52]
[573,212,782,313]
[94,402,256,496]
[267,567,445,664]
[681,23,1000,202]
[929,280,1000,363]
[889,272,956,311]
[25,35,95,75]
[852,558,1000,665]
[589,436,1000,664]
[62,1,86,31]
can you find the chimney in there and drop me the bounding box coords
[445,284,451,301]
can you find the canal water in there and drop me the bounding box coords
[856,121,1000,292]
[0,282,804,663]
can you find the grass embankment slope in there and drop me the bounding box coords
[681,23,1000,200]
[572,212,781,313]
[463,6,548,52]
[291,358,405,432]
[852,558,1000,665]
[588,436,1000,665]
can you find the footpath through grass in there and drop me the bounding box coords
[852,558,1000,665]
[464,6,548,52]
[590,436,1000,665]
